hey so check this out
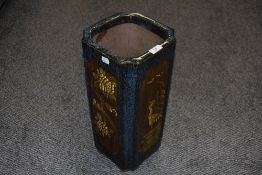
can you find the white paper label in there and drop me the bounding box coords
[149,45,163,54]
[101,56,110,64]
[134,57,142,60]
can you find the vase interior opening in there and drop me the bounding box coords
[93,23,164,57]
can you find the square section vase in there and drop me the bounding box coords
[82,12,176,170]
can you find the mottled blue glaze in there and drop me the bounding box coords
[121,65,139,168]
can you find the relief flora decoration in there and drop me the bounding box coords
[87,59,120,155]
[92,67,117,138]
[95,112,113,137]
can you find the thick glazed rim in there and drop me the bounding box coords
[82,12,176,65]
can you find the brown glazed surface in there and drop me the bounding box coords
[137,61,169,155]
[87,59,120,155]
[93,23,164,57]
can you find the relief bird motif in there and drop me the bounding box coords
[147,100,161,127]
[92,68,116,101]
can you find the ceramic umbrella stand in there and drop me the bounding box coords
[82,12,176,170]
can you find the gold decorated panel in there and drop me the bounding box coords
[137,61,169,155]
[87,59,120,155]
